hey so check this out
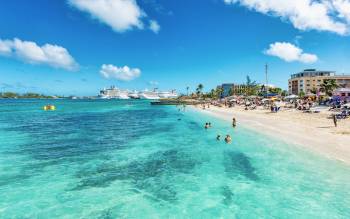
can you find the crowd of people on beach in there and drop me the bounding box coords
[194,94,350,128]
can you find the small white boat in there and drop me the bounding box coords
[128,90,140,99]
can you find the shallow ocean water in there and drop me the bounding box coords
[0,99,349,218]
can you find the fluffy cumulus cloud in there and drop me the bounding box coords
[100,64,141,81]
[333,0,350,23]
[0,38,78,70]
[223,0,350,35]
[265,42,318,63]
[69,0,160,33]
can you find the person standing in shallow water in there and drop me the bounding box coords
[232,118,236,127]
[225,135,232,143]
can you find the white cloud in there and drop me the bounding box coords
[223,0,350,35]
[332,0,350,23]
[69,0,160,33]
[265,42,318,63]
[0,39,12,55]
[149,20,160,33]
[100,64,141,81]
[0,38,78,70]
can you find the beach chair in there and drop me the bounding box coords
[336,110,349,119]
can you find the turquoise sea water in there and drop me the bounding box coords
[0,99,350,218]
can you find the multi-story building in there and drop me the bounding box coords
[218,83,235,97]
[288,69,350,95]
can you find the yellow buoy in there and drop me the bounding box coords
[43,105,56,111]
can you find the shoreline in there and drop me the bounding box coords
[191,105,350,165]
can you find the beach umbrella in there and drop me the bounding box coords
[305,93,316,97]
[285,94,298,99]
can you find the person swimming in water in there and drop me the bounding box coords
[205,123,209,129]
[232,118,236,128]
[208,122,212,128]
[216,134,221,141]
[225,135,232,143]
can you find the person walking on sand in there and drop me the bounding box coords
[232,118,236,128]
[333,114,337,127]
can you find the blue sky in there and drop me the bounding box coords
[1,0,350,96]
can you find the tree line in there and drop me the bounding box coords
[187,76,340,99]
[0,92,56,99]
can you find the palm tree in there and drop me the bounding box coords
[281,90,288,97]
[246,75,258,96]
[215,87,224,98]
[229,87,234,96]
[269,87,282,94]
[210,89,216,98]
[196,84,204,97]
[320,79,338,96]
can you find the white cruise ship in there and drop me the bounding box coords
[138,90,160,100]
[158,90,178,99]
[99,86,130,99]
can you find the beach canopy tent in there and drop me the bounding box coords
[270,97,280,101]
[226,96,237,100]
[285,94,298,99]
[264,93,278,98]
[305,93,316,97]
[332,96,341,101]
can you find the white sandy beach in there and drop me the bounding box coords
[193,105,350,165]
